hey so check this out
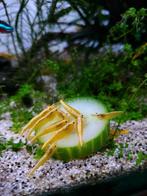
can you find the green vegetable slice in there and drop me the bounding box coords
[38,97,109,161]
[22,97,124,176]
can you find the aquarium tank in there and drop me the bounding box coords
[0,1,146,195]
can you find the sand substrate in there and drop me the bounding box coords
[0,113,147,195]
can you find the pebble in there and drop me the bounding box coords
[0,113,146,195]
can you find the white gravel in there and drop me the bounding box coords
[0,113,147,196]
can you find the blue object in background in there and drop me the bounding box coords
[0,20,13,33]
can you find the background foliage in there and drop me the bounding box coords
[0,1,146,129]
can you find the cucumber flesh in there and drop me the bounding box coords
[37,98,109,161]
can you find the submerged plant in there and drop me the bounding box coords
[21,97,126,176]
[0,137,24,155]
[136,152,147,165]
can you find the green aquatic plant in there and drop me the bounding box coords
[136,152,147,165]
[0,84,48,133]
[0,137,24,155]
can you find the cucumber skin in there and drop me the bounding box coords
[52,121,109,161]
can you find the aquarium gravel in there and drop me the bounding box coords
[0,112,147,196]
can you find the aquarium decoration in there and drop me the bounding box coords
[21,97,126,176]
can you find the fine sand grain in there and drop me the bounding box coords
[0,112,147,195]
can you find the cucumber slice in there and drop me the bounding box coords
[37,97,110,161]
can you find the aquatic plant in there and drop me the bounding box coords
[0,137,24,155]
